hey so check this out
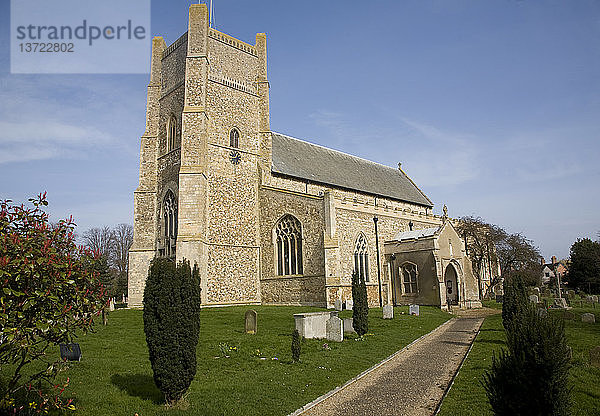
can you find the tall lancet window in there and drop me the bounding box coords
[229,128,240,148]
[167,114,177,152]
[162,190,178,258]
[275,215,303,276]
[353,233,369,282]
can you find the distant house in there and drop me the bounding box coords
[541,256,568,285]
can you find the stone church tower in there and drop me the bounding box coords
[129,4,269,306]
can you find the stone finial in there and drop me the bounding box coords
[442,204,448,219]
[398,162,402,170]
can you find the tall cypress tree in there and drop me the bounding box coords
[143,258,201,406]
[352,270,369,337]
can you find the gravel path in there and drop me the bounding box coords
[298,315,486,416]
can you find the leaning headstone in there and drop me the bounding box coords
[334,299,343,311]
[590,346,600,368]
[343,318,355,334]
[529,295,539,304]
[552,298,568,309]
[383,304,394,319]
[326,315,343,342]
[537,308,548,318]
[582,313,596,323]
[245,310,257,334]
[345,299,353,311]
[409,304,420,316]
[495,294,503,303]
[562,310,575,320]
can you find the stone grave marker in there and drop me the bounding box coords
[345,299,353,310]
[383,304,394,319]
[593,295,599,303]
[343,318,354,334]
[552,298,568,309]
[582,313,596,323]
[537,308,548,318]
[334,299,343,311]
[533,287,540,295]
[109,298,115,311]
[409,304,420,316]
[590,346,600,368]
[245,310,257,334]
[495,294,503,303]
[529,295,539,303]
[562,310,575,320]
[326,315,343,342]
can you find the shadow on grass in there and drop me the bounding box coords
[110,373,163,404]
[476,339,506,346]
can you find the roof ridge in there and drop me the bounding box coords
[271,131,404,174]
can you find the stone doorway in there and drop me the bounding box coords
[445,264,459,305]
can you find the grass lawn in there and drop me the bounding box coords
[3,305,449,415]
[438,302,600,416]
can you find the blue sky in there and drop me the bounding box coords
[0,0,599,261]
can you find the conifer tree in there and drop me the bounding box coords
[352,270,369,337]
[291,329,301,362]
[143,258,201,406]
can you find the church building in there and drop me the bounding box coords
[128,4,482,310]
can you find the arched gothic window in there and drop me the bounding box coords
[167,114,177,152]
[229,128,240,148]
[275,215,303,276]
[353,233,369,282]
[162,190,177,257]
[401,263,418,294]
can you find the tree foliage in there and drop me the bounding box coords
[485,276,571,415]
[458,216,541,292]
[80,223,132,299]
[143,258,201,406]
[0,194,109,413]
[351,270,368,337]
[567,238,600,294]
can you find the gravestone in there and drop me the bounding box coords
[409,304,420,316]
[245,310,257,334]
[590,346,600,368]
[533,287,540,295]
[59,343,82,361]
[529,295,539,303]
[495,294,503,303]
[537,308,548,318]
[567,290,576,299]
[109,298,115,311]
[294,311,336,339]
[552,298,568,309]
[383,304,394,319]
[562,310,575,320]
[593,295,599,303]
[582,313,596,323]
[326,315,343,342]
[343,318,355,334]
[345,299,353,311]
[334,299,343,311]
[586,296,594,302]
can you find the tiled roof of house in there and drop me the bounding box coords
[271,132,433,207]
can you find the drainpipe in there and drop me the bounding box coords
[374,216,383,308]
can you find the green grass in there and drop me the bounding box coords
[3,305,449,415]
[438,302,600,416]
